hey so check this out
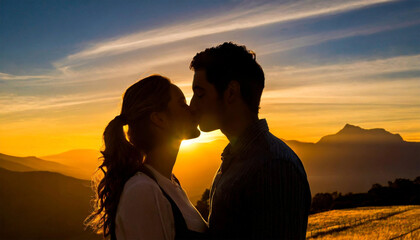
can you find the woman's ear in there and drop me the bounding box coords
[224,80,240,104]
[150,112,168,129]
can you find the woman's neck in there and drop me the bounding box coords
[145,140,181,179]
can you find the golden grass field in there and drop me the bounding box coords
[306,205,420,239]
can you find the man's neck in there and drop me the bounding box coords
[145,140,181,179]
[221,114,259,146]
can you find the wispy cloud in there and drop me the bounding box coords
[263,78,420,105]
[259,19,420,55]
[57,0,392,66]
[2,49,194,87]
[261,54,420,105]
[54,51,193,85]
[265,54,420,88]
[0,92,120,115]
[0,72,54,81]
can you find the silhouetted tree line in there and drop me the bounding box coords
[310,176,420,214]
[195,176,420,218]
[196,189,210,219]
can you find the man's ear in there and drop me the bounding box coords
[224,80,240,104]
[150,112,167,129]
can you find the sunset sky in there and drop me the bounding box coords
[1,0,420,157]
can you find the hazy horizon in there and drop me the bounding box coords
[2,123,419,203]
[1,122,418,158]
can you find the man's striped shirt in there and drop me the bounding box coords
[208,119,311,239]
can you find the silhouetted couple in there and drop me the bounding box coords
[86,42,311,240]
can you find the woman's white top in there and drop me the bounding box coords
[115,164,208,240]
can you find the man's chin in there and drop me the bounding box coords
[198,124,218,132]
[185,128,201,139]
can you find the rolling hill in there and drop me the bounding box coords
[0,167,100,240]
[41,149,101,180]
[0,158,36,172]
[0,152,95,180]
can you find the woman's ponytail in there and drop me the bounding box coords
[85,116,142,239]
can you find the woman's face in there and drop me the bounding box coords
[165,84,200,140]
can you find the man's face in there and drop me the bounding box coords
[190,70,223,132]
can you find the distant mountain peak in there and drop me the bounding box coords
[341,123,362,132]
[318,124,404,144]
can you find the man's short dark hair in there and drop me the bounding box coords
[190,42,265,114]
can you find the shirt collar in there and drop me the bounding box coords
[143,163,179,187]
[221,119,269,161]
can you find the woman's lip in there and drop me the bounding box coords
[192,115,200,124]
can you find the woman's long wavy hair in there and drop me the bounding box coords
[85,75,172,239]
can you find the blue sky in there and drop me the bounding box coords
[2,0,419,74]
[1,0,420,155]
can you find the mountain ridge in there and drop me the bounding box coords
[285,124,420,194]
[317,124,405,144]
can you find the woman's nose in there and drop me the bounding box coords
[189,95,197,112]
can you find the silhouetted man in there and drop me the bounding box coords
[190,42,311,239]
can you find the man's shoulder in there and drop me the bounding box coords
[251,131,308,178]
[251,130,297,160]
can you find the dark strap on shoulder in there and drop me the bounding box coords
[139,166,204,240]
[172,174,181,187]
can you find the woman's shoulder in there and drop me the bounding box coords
[116,172,175,240]
[122,172,162,198]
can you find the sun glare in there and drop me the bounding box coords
[180,138,199,148]
[180,130,226,149]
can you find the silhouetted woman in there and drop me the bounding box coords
[85,75,208,240]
